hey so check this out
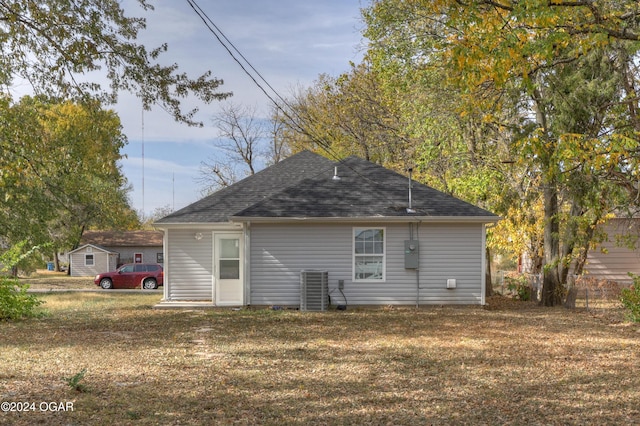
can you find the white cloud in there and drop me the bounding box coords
[114,0,364,216]
[120,156,199,176]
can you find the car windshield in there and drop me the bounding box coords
[120,265,134,273]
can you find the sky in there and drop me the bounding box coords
[115,0,366,218]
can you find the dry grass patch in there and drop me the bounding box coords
[1,294,639,425]
[18,270,95,290]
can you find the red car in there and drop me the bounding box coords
[94,263,164,290]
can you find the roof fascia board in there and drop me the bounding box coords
[230,216,501,224]
[68,243,118,254]
[153,222,243,230]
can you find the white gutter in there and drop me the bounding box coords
[153,222,243,230]
[229,215,501,224]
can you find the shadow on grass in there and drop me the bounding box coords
[1,294,639,425]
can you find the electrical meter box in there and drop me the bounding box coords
[404,240,420,269]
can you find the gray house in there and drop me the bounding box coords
[68,244,119,277]
[69,230,163,277]
[154,151,499,309]
[79,230,164,266]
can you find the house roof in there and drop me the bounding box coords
[156,151,499,224]
[156,151,334,224]
[80,230,163,247]
[68,243,119,255]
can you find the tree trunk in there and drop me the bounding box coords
[564,287,578,309]
[53,251,60,272]
[485,246,493,297]
[541,180,563,306]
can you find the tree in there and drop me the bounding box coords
[363,0,640,306]
[0,96,139,270]
[267,105,292,166]
[0,0,230,125]
[276,62,417,168]
[0,0,231,273]
[0,242,45,319]
[198,102,274,195]
[142,204,174,229]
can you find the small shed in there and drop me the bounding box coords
[68,244,118,277]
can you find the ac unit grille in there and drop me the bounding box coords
[300,270,328,311]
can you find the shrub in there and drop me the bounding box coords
[0,241,46,321]
[505,273,532,301]
[620,274,640,322]
[0,276,43,321]
[63,368,88,392]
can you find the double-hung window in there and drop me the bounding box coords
[85,254,94,266]
[353,227,385,281]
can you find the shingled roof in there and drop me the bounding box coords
[80,230,163,247]
[156,151,498,224]
[156,151,333,224]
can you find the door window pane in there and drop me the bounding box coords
[220,239,239,258]
[219,260,240,279]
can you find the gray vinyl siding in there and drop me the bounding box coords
[583,219,640,284]
[114,247,163,265]
[166,230,213,300]
[249,222,484,306]
[70,247,117,277]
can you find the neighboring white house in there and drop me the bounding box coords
[68,230,163,277]
[154,151,500,309]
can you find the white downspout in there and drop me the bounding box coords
[162,228,169,301]
[245,221,251,306]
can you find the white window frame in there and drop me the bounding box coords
[353,227,386,282]
[85,254,94,266]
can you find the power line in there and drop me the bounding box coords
[185,0,287,111]
[184,0,339,158]
[141,103,145,220]
[183,0,418,209]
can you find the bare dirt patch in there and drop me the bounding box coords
[1,294,639,425]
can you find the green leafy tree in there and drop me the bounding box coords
[0,0,230,125]
[0,0,231,268]
[0,96,139,269]
[0,242,45,320]
[363,0,640,306]
[277,62,417,168]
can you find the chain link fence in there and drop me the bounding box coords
[495,271,626,311]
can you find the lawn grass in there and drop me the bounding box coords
[18,270,95,290]
[1,294,639,425]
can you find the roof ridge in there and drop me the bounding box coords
[231,154,498,220]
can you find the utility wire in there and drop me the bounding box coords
[184,0,340,159]
[185,0,287,110]
[184,0,422,211]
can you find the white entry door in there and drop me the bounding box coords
[214,233,243,306]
